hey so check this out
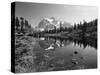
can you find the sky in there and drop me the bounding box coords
[15,2,98,27]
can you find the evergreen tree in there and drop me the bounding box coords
[20,17,24,32]
[15,17,20,31]
[25,20,29,31]
[74,23,77,30]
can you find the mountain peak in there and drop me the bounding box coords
[49,17,56,20]
[35,17,72,31]
[44,18,53,22]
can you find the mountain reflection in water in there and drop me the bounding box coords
[32,36,97,72]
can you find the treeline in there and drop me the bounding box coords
[73,19,97,32]
[34,19,97,36]
[15,17,34,35]
[14,17,97,38]
[36,22,73,34]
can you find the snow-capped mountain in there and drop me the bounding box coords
[35,17,71,31]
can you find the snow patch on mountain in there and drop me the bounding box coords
[35,17,71,31]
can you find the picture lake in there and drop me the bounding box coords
[31,36,97,72]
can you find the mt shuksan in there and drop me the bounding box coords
[35,17,71,31]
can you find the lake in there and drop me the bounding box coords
[32,36,97,72]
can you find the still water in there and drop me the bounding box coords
[33,36,97,72]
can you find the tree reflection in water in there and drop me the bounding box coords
[37,36,97,49]
[32,36,97,72]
